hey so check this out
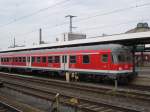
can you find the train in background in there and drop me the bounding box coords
[0,43,136,83]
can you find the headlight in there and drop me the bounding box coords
[118,67,122,70]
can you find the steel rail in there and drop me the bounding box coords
[0,101,22,112]
[2,79,141,112]
[0,72,150,102]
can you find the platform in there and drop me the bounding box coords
[131,67,150,86]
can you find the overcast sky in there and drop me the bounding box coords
[0,0,150,49]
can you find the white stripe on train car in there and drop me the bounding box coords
[68,68,132,73]
[0,65,132,74]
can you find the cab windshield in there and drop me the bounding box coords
[117,53,132,63]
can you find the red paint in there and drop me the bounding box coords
[0,49,132,71]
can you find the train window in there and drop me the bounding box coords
[15,57,18,62]
[32,57,35,63]
[42,57,47,63]
[118,54,126,63]
[48,56,53,63]
[23,57,26,62]
[111,54,114,63]
[37,57,41,63]
[54,56,60,63]
[126,55,132,62]
[70,56,76,63]
[62,56,67,63]
[83,55,90,64]
[102,54,108,62]
[1,58,3,62]
[19,57,22,62]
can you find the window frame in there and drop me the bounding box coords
[54,56,60,63]
[48,56,53,63]
[42,56,47,63]
[1,58,3,62]
[19,57,22,62]
[82,55,90,64]
[23,57,26,62]
[32,57,35,63]
[70,55,76,64]
[37,57,41,63]
[102,54,109,63]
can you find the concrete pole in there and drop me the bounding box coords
[14,37,16,48]
[39,28,42,44]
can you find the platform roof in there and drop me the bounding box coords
[1,31,150,53]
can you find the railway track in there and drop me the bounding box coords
[0,101,22,112]
[3,80,140,112]
[0,72,150,102]
[0,72,149,112]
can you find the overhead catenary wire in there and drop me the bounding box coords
[76,18,150,32]
[0,0,71,28]
[16,1,150,38]
[74,2,150,23]
[40,1,150,30]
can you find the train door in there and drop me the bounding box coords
[26,56,31,67]
[61,55,68,71]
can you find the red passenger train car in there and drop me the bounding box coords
[0,44,135,82]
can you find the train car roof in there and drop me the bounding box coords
[0,31,150,53]
[0,44,129,55]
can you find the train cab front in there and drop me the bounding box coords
[112,51,137,82]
